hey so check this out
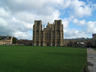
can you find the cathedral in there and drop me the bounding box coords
[33,20,64,46]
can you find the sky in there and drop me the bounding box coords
[0,0,96,40]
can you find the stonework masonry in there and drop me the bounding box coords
[33,20,64,46]
[0,36,13,45]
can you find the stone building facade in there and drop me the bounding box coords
[33,20,64,46]
[0,36,13,45]
[92,34,96,47]
[92,34,96,39]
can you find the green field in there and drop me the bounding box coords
[0,46,87,72]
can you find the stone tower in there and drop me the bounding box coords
[54,20,64,46]
[33,20,42,46]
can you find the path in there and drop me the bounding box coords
[87,48,96,72]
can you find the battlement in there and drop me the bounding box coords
[34,20,42,26]
[54,20,62,25]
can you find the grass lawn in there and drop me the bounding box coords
[0,46,87,72]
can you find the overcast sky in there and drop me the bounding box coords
[0,0,96,40]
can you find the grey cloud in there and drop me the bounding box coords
[0,0,95,40]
